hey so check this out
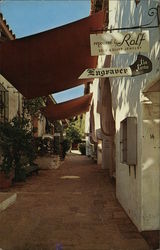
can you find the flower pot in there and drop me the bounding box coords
[0,171,14,189]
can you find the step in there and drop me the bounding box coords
[0,193,17,212]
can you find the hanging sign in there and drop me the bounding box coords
[79,55,152,79]
[90,31,149,55]
[79,67,132,79]
[130,54,152,76]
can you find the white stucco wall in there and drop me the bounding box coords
[37,114,46,137]
[108,0,160,230]
[85,75,102,159]
[0,75,23,121]
[85,109,91,156]
[141,92,160,230]
[90,79,101,133]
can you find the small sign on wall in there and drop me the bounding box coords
[90,31,149,55]
[79,55,152,79]
[79,67,132,79]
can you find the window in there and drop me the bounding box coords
[0,84,9,122]
[120,117,137,165]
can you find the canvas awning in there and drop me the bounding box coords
[0,10,105,99]
[42,93,93,121]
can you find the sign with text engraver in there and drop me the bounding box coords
[79,55,152,79]
[90,31,149,55]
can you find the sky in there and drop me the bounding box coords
[0,0,90,103]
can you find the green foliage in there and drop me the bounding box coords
[78,115,85,138]
[34,136,62,156]
[34,135,65,158]
[65,121,82,144]
[79,143,86,155]
[24,97,46,116]
[34,137,54,156]
[0,116,36,180]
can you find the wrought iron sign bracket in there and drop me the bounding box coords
[94,5,160,33]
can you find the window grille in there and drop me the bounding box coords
[0,84,9,122]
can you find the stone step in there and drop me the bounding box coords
[0,193,17,212]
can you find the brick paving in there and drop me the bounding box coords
[0,154,150,250]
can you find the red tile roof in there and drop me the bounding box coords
[0,13,15,40]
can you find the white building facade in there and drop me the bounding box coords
[87,0,160,231]
[0,14,23,122]
[109,0,160,231]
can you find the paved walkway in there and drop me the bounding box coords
[0,154,150,250]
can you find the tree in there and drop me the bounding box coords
[65,120,82,145]
[23,97,47,116]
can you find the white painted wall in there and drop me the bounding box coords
[108,0,160,230]
[90,79,101,135]
[0,74,23,120]
[37,114,46,137]
[85,110,90,156]
[85,77,102,160]
[141,92,160,230]
[97,140,102,165]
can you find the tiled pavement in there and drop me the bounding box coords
[0,154,150,250]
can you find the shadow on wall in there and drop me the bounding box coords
[107,0,160,235]
[110,0,159,119]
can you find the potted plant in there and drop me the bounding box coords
[0,116,36,186]
[65,122,82,150]
[10,116,36,182]
[0,162,14,189]
[0,122,15,188]
[34,136,61,170]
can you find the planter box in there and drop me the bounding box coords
[35,155,61,170]
[0,171,14,189]
[72,143,78,150]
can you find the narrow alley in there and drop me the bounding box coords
[0,153,150,250]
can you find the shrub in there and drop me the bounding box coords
[65,122,82,144]
[34,137,54,156]
[0,116,36,181]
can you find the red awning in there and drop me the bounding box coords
[42,93,93,121]
[0,11,105,99]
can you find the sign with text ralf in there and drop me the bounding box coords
[90,31,149,55]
